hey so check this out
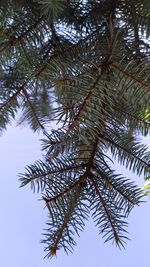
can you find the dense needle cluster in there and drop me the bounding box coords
[0,0,150,258]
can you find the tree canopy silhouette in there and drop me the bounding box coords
[0,0,150,258]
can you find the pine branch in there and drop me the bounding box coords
[22,88,45,130]
[19,160,86,188]
[93,165,140,207]
[49,187,82,256]
[43,174,85,205]
[89,175,122,246]
[114,105,150,127]
[0,89,21,112]
[105,135,150,171]
[68,69,106,130]
[111,63,150,91]
[34,25,105,78]
[0,16,43,53]
[1,0,150,258]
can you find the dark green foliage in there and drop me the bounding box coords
[0,0,150,258]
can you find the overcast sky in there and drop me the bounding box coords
[0,123,150,267]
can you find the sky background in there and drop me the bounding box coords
[0,123,150,267]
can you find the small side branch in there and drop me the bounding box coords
[110,63,150,91]
[50,187,82,256]
[68,70,105,131]
[0,17,43,53]
[90,175,120,244]
[22,88,45,130]
[0,81,28,112]
[43,175,86,205]
[104,134,150,168]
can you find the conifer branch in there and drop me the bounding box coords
[114,106,150,127]
[43,138,99,206]
[68,71,106,130]
[43,175,86,205]
[111,63,150,91]
[1,0,149,257]
[0,17,43,53]
[0,89,20,112]
[34,26,104,78]
[0,81,28,112]
[20,162,86,187]
[89,175,121,245]
[94,166,140,206]
[50,187,82,256]
[22,88,45,130]
[105,135,150,169]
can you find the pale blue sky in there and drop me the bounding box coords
[0,124,150,267]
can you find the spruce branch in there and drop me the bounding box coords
[111,63,150,91]
[19,160,86,189]
[42,174,86,205]
[22,88,45,131]
[0,88,21,112]
[0,16,43,53]
[68,68,106,131]
[48,187,83,257]
[93,165,141,207]
[1,0,150,258]
[105,135,150,170]
[89,175,123,246]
